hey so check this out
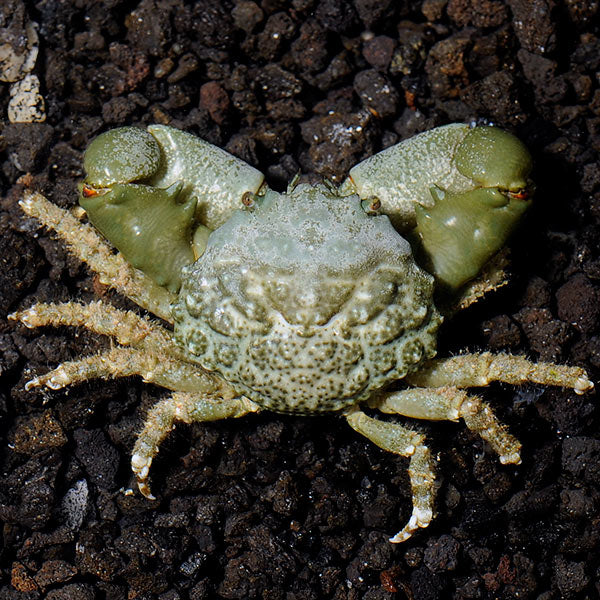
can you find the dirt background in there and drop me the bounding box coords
[1,0,600,598]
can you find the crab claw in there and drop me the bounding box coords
[342,124,534,290]
[79,125,266,292]
[79,179,196,293]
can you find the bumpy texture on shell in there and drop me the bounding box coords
[173,183,442,413]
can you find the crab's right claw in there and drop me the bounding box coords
[79,125,266,292]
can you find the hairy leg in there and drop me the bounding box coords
[22,344,230,395]
[10,301,191,362]
[370,386,521,464]
[11,301,156,346]
[406,351,593,394]
[345,407,436,543]
[19,191,175,321]
[132,393,260,498]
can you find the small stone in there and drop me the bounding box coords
[421,0,446,20]
[8,73,46,122]
[424,534,461,572]
[562,437,600,485]
[10,409,67,454]
[232,1,264,33]
[167,52,199,83]
[255,63,302,101]
[73,429,120,490]
[354,69,399,118]
[552,556,589,597]
[34,560,78,591]
[512,307,569,362]
[4,121,54,171]
[200,81,230,125]
[0,20,38,82]
[556,273,600,334]
[73,30,105,52]
[461,71,524,124]
[154,56,174,78]
[315,0,358,33]
[354,0,393,28]
[481,314,522,349]
[11,562,38,593]
[61,480,90,530]
[101,95,136,124]
[426,33,471,99]
[290,19,329,73]
[362,35,395,71]
[46,583,96,600]
[447,0,507,28]
[508,0,555,54]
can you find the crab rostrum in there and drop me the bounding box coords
[11,123,593,543]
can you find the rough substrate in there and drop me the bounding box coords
[1,1,599,599]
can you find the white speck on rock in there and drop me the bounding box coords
[61,479,89,530]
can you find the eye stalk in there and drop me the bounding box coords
[360,198,381,215]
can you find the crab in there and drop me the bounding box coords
[11,123,593,543]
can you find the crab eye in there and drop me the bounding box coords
[242,191,256,209]
[360,198,381,215]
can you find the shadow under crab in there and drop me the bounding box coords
[10,123,593,543]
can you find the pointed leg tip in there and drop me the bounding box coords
[132,453,156,499]
[389,531,412,544]
[574,376,594,395]
[389,508,433,544]
[8,308,38,328]
[499,451,522,465]
[19,195,34,211]
[136,480,156,501]
[24,377,41,391]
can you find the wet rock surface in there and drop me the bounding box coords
[1,0,599,598]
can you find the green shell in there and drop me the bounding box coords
[172,183,442,414]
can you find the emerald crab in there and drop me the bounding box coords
[11,123,593,543]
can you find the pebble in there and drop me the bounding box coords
[0,20,38,82]
[8,72,46,122]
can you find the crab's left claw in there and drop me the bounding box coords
[413,183,530,291]
[342,124,534,290]
[417,126,533,290]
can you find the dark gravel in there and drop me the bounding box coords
[1,1,599,598]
